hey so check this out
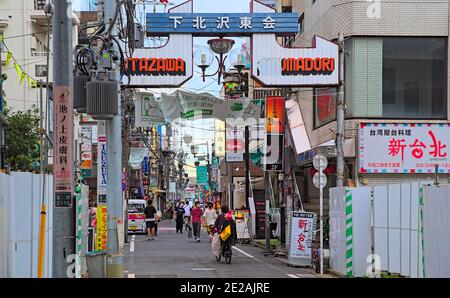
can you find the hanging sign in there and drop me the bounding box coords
[81,125,92,177]
[214,120,226,157]
[146,13,299,36]
[54,85,73,208]
[134,92,164,129]
[359,123,450,174]
[251,1,339,86]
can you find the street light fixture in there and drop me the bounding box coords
[193,37,235,84]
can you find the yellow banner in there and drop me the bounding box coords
[14,63,22,78]
[6,52,12,65]
[19,72,26,86]
[96,204,108,251]
[214,120,225,157]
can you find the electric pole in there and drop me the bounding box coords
[104,0,123,277]
[336,33,346,187]
[52,0,75,278]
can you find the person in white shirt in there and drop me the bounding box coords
[184,201,192,230]
[203,202,218,241]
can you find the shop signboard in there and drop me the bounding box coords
[54,85,73,207]
[264,96,285,171]
[288,211,316,266]
[359,123,450,173]
[95,204,107,251]
[196,165,208,185]
[97,122,107,203]
[81,125,92,178]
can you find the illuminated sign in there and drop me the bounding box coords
[281,57,336,76]
[124,58,186,76]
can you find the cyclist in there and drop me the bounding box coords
[213,205,235,257]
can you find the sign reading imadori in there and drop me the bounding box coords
[281,57,335,76]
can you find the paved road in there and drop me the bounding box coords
[123,220,316,278]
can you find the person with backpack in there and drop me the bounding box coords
[203,202,218,242]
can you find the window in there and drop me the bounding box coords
[34,0,47,10]
[314,87,337,128]
[35,65,47,77]
[382,37,447,119]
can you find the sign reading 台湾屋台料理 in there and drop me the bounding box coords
[146,13,299,36]
[359,123,450,173]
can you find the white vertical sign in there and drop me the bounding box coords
[97,121,107,204]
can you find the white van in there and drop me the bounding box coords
[127,199,148,234]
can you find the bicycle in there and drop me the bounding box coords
[215,240,232,264]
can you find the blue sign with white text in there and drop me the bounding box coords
[146,13,299,36]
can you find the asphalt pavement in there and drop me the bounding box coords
[123,220,317,278]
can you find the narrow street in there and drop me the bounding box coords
[123,220,316,278]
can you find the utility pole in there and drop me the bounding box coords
[245,126,250,209]
[52,0,75,278]
[336,33,346,187]
[0,32,7,172]
[104,0,123,277]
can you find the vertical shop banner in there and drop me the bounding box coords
[54,85,73,207]
[97,121,107,204]
[96,204,107,251]
[264,96,285,171]
[196,166,208,186]
[214,120,226,157]
[288,212,316,262]
[359,123,450,173]
[225,128,244,162]
[80,125,92,177]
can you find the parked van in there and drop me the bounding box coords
[127,199,148,234]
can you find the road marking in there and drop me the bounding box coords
[130,235,135,252]
[287,273,300,278]
[128,273,135,278]
[191,268,216,271]
[232,246,256,259]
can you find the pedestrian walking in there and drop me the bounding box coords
[144,199,159,240]
[191,201,203,242]
[184,201,192,231]
[175,201,185,234]
[203,202,218,242]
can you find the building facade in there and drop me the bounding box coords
[277,0,450,214]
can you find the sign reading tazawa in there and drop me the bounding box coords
[121,0,339,88]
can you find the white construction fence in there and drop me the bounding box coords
[0,172,53,278]
[329,182,450,278]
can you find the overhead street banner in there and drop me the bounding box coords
[161,90,260,122]
[359,123,450,173]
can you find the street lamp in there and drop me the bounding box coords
[193,37,235,84]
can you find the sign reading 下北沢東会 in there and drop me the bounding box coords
[146,13,299,36]
[359,123,450,174]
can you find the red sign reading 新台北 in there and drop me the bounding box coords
[359,123,450,174]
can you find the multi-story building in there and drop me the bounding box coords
[1,0,79,111]
[279,0,450,213]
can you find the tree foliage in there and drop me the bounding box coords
[3,106,40,172]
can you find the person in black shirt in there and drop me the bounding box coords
[144,200,158,240]
[175,201,185,234]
